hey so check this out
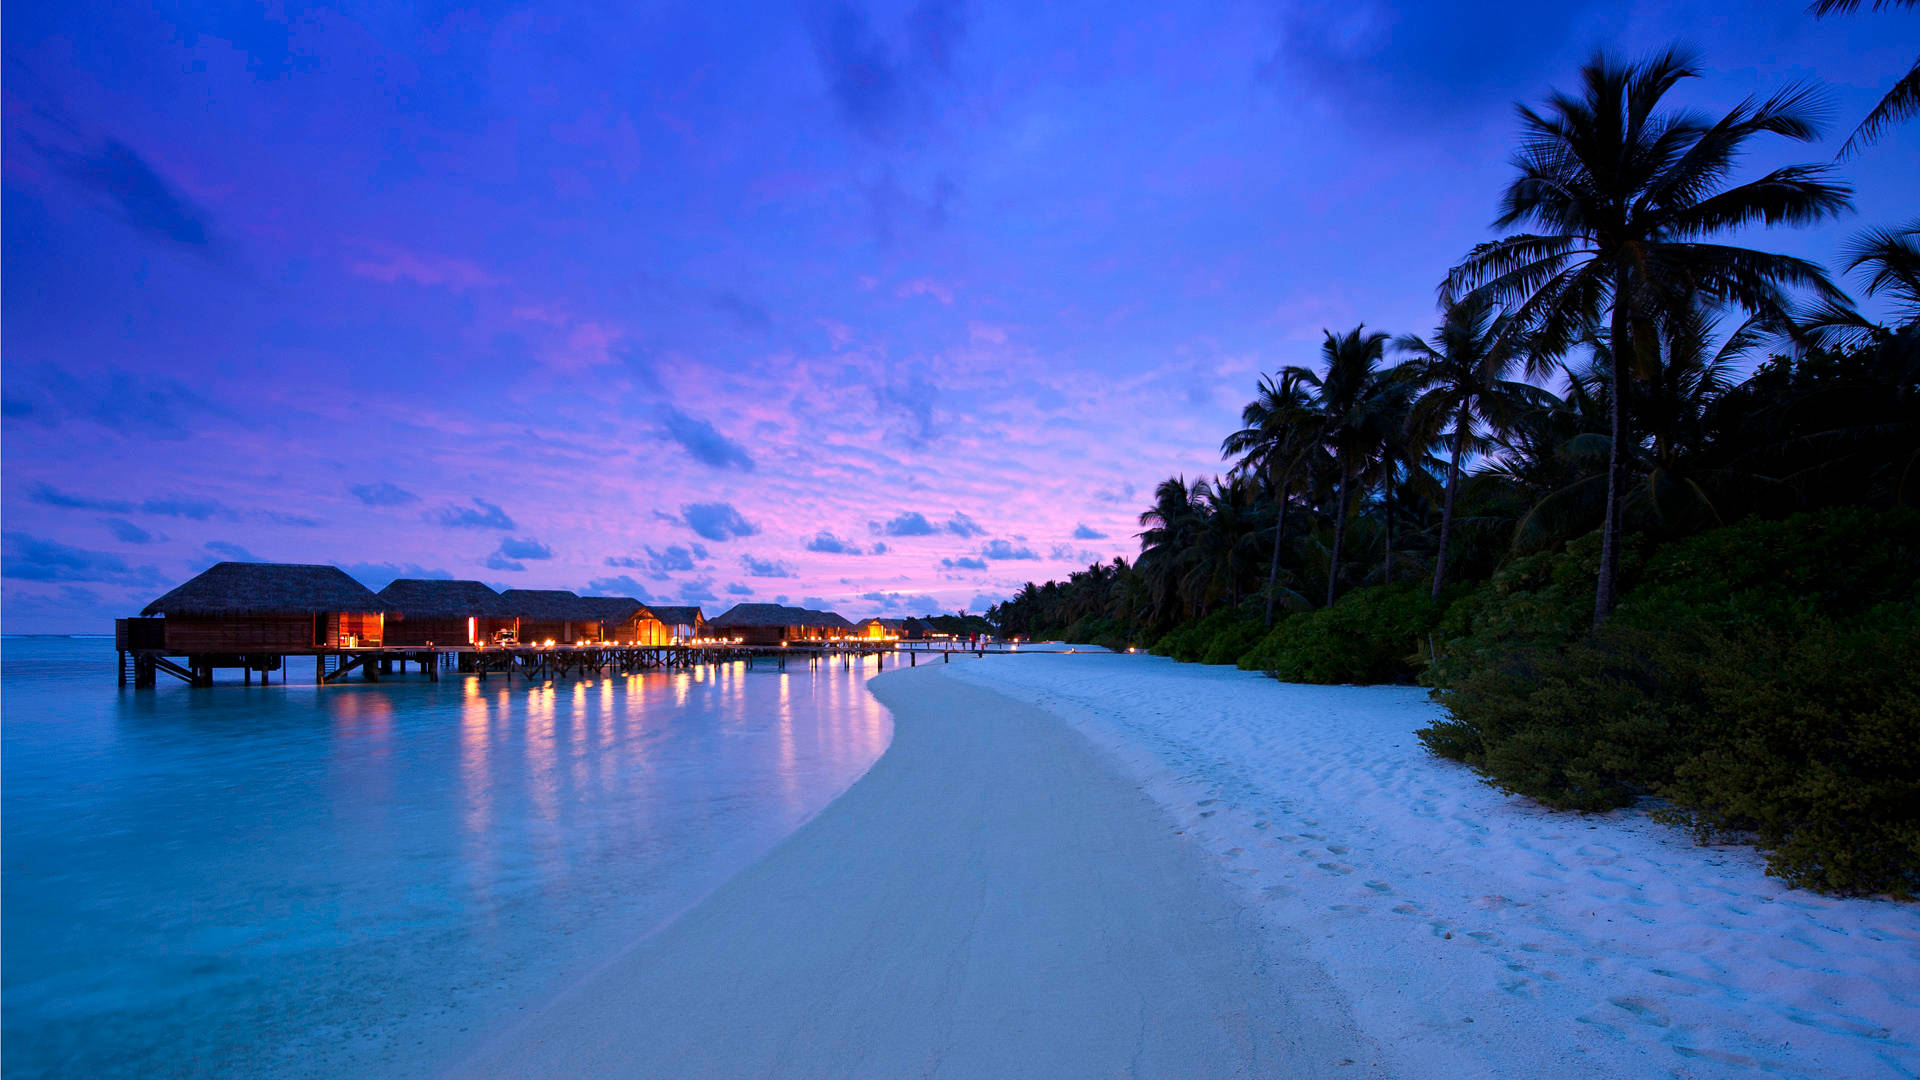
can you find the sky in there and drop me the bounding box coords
[3,0,1915,633]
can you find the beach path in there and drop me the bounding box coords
[456,663,1377,1079]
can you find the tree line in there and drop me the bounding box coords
[990,47,1918,648]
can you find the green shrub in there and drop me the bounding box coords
[1421,508,1920,896]
[1241,582,1455,684]
[1152,607,1261,663]
[1200,613,1268,665]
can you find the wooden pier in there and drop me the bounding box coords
[114,630,1017,688]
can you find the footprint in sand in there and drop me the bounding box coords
[1326,844,1350,855]
[1262,884,1298,900]
[1607,997,1671,1028]
[1363,880,1393,894]
[1392,902,1423,915]
[1317,861,1355,876]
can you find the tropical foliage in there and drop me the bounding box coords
[984,48,1918,895]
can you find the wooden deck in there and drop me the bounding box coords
[115,639,1018,687]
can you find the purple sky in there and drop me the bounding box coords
[4,0,1915,633]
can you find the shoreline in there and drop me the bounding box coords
[452,662,1379,1078]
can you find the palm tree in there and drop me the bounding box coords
[1396,295,1534,597]
[1811,1,1919,156]
[1847,220,1920,325]
[1443,48,1853,624]
[1315,326,1391,606]
[1222,366,1323,624]
[1136,476,1207,623]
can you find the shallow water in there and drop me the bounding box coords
[0,638,892,1078]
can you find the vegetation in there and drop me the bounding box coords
[984,48,1918,895]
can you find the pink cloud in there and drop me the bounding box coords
[896,278,955,304]
[345,242,500,291]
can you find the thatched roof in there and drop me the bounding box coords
[499,589,594,621]
[648,605,704,627]
[710,603,852,630]
[857,617,909,631]
[709,603,792,628]
[576,596,650,624]
[143,562,381,617]
[377,579,511,618]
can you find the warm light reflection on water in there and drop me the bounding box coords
[0,640,892,1080]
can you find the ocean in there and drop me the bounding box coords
[0,637,892,1078]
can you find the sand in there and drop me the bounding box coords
[944,653,1920,1080]
[454,663,1380,1078]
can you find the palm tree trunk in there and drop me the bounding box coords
[1263,463,1293,626]
[1595,276,1631,627]
[1432,404,1467,600]
[1327,470,1351,607]
[1382,478,1393,586]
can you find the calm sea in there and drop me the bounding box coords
[0,637,893,1078]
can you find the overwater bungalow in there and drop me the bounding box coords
[647,605,707,642]
[578,596,671,645]
[376,579,518,647]
[500,589,602,644]
[708,603,856,646]
[135,561,385,652]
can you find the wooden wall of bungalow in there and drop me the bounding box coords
[606,611,670,645]
[381,614,519,648]
[648,606,707,641]
[499,590,602,644]
[159,612,385,652]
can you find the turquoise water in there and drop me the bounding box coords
[1,638,892,1078]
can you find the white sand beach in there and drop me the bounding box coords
[944,653,1920,1079]
[455,663,1379,1078]
[457,653,1920,1079]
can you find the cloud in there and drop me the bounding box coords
[1,364,233,441]
[680,579,720,604]
[106,519,153,544]
[585,574,651,599]
[806,0,967,144]
[1260,0,1601,126]
[496,537,553,561]
[342,562,451,591]
[607,544,709,576]
[970,593,1006,615]
[707,290,773,333]
[486,552,526,572]
[30,484,133,513]
[141,496,228,520]
[682,502,759,542]
[46,138,217,250]
[877,370,939,446]
[941,556,988,570]
[872,511,936,537]
[345,243,499,291]
[660,407,755,471]
[0,532,166,586]
[981,539,1038,560]
[350,482,419,507]
[806,531,865,554]
[1093,482,1137,505]
[1072,523,1109,540]
[726,583,755,595]
[870,542,888,555]
[259,511,323,528]
[860,589,940,614]
[740,554,796,578]
[945,512,985,538]
[434,498,516,530]
[203,540,261,562]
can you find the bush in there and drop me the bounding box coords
[1421,508,1920,896]
[1152,606,1262,663]
[1240,582,1456,684]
